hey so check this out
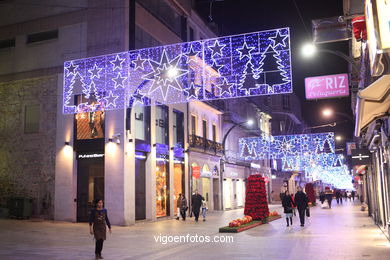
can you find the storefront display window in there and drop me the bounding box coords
[75,95,105,140]
[173,160,185,215]
[134,104,150,142]
[156,157,169,217]
[156,105,168,144]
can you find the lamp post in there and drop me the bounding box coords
[219,119,254,210]
[322,108,354,122]
[301,43,359,73]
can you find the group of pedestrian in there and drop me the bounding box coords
[281,187,309,227]
[319,189,356,209]
[176,190,208,222]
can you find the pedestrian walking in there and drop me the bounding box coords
[344,191,348,202]
[201,199,208,221]
[319,191,326,205]
[89,199,112,260]
[335,190,342,204]
[294,187,309,227]
[179,194,188,220]
[351,190,356,201]
[191,190,204,222]
[176,193,182,220]
[325,188,333,209]
[282,191,294,227]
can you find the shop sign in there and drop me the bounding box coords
[346,142,357,156]
[192,166,200,180]
[212,166,219,178]
[375,0,390,51]
[351,149,371,165]
[78,153,104,159]
[312,17,349,44]
[305,73,349,100]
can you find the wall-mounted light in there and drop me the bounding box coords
[153,143,157,147]
[128,139,133,142]
[64,141,70,146]
[109,133,121,144]
[170,147,175,150]
[184,149,189,153]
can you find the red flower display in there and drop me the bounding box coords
[305,183,316,204]
[244,174,270,220]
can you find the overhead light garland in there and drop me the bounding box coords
[63,28,292,114]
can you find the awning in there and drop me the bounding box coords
[355,74,390,137]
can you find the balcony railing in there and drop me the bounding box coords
[189,134,223,155]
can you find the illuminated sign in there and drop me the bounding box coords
[63,28,292,114]
[78,153,104,159]
[305,73,349,100]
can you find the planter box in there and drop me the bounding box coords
[219,215,282,233]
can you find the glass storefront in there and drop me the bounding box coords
[156,157,169,217]
[173,161,185,215]
[223,178,233,209]
[236,179,245,207]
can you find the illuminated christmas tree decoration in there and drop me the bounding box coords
[239,132,335,160]
[63,28,292,114]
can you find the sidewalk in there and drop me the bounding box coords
[0,202,388,260]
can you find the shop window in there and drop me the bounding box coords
[75,95,105,140]
[24,104,40,134]
[156,157,169,217]
[173,160,185,215]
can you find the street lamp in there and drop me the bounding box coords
[335,135,343,141]
[220,119,254,210]
[301,42,359,73]
[322,108,354,122]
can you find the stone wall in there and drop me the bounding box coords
[0,75,58,219]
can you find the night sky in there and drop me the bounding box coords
[195,0,354,147]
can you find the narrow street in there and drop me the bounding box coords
[0,202,388,260]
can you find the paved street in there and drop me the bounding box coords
[0,202,389,260]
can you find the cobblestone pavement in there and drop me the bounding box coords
[0,202,389,260]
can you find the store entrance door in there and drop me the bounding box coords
[213,178,220,210]
[77,157,104,222]
[135,157,146,220]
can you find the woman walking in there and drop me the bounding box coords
[179,194,188,220]
[282,191,294,227]
[89,199,112,260]
[201,199,208,221]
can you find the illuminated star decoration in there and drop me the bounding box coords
[110,55,125,71]
[89,64,102,79]
[143,49,188,100]
[132,54,146,71]
[184,82,200,100]
[104,91,119,108]
[237,41,255,60]
[112,72,127,89]
[208,40,226,57]
[216,78,234,96]
[186,44,201,62]
[269,30,288,49]
[210,59,223,74]
[129,88,146,107]
[66,62,78,76]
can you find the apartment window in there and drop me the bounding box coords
[202,119,207,139]
[173,110,184,145]
[135,25,161,49]
[155,105,169,144]
[279,121,285,133]
[0,38,15,49]
[137,0,181,37]
[282,96,290,110]
[212,124,217,142]
[24,104,40,134]
[189,27,194,41]
[191,115,197,136]
[27,30,58,44]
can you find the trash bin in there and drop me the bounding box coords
[7,197,32,219]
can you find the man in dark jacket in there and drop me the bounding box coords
[295,187,309,227]
[191,190,204,222]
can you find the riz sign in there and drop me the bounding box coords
[305,73,349,100]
